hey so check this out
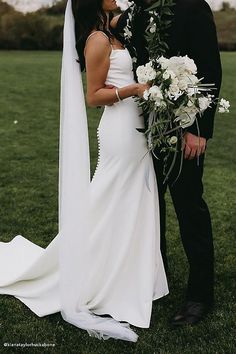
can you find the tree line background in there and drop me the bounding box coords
[0,0,65,50]
[0,0,235,51]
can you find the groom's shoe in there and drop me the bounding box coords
[170,301,212,328]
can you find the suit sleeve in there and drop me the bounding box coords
[186,0,222,139]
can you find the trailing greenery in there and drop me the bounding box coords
[144,0,175,58]
[0,50,235,354]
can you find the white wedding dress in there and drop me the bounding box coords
[0,27,168,340]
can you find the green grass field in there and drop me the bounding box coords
[0,51,235,354]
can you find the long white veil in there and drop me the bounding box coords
[58,0,138,342]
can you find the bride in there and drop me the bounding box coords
[0,0,168,342]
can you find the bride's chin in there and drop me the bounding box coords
[111,6,119,11]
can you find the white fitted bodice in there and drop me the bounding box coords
[105,48,136,88]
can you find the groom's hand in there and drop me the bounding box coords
[183,132,206,160]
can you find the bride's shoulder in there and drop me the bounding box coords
[86,31,110,47]
[84,31,111,57]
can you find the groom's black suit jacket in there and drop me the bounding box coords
[115,0,222,140]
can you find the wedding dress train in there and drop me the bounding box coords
[0,2,168,342]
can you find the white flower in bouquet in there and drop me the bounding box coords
[218,98,230,113]
[146,62,157,81]
[136,66,146,83]
[137,62,156,84]
[177,74,197,91]
[124,26,132,40]
[148,85,163,106]
[198,96,212,112]
[163,69,176,80]
[149,17,157,33]
[182,56,198,74]
[161,56,197,78]
[157,56,169,70]
[178,76,189,91]
[150,23,157,33]
[168,80,183,100]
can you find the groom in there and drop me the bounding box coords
[113,0,222,326]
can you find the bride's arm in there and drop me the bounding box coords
[85,33,147,107]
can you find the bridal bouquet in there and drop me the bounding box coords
[136,55,230,179]
[118,0,230,180]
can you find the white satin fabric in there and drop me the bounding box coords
[0,0,168,342]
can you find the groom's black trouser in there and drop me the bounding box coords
[153,153,214,305]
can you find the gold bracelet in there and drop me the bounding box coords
[115,88,123,102]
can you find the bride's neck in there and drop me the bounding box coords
[104,12,110,31]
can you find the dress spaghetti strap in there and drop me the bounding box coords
[85,31,113,50]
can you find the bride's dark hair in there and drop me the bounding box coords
[72,0,113,71]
